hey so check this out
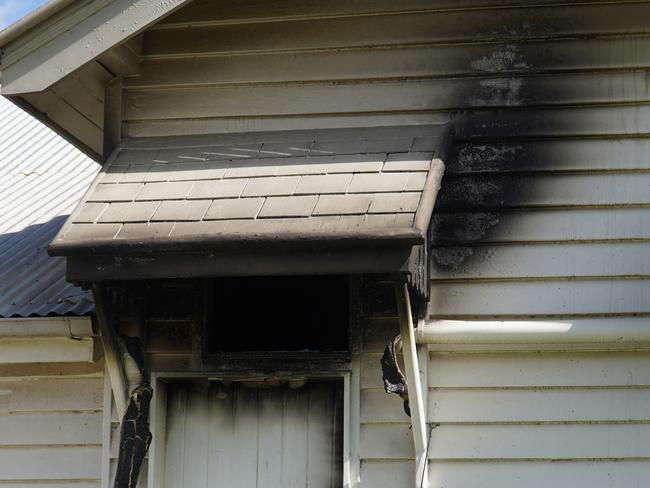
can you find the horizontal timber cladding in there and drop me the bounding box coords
[123,0,650,137]
[0,368,105,487]
[358,316,650,487]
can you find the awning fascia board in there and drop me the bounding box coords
[66,245,415,281]
[50,227,424,257]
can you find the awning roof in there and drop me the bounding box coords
[50,125,448,281]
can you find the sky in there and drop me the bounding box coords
[0,0,49,31]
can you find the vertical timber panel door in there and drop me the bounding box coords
[163,381,344,488]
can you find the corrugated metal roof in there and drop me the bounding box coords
[0,96,98,317]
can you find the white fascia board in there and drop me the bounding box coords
[0,337,95,363]
[0,316,94,338]
[0,0,191,95]
[418,317,650,349]
[0,316,96,364]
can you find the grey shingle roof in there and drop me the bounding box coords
[0,96,98,317]
[50,125,446,256]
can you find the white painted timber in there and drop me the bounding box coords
[0,317,93,337]
[0,337,95,364]
[425,461,650,488]
[428,280,650,317]
[123,71,650,121]
[0,0,191,94]
[362,423,650,460]
[432,243,650,280]
[427,351,650,387]
[0,446,102,480]
[127,36,650,89]
[0,377,103,412]
[0,411,102,445]
[0,369,105,486]
[433,208,650,244]
[161,381,343,488]
[416,317,650,344]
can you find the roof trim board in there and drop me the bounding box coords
[0,0,191,95]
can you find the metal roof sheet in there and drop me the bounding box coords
[0,96,98,317]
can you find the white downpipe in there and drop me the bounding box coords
[396,284,428,488]
[416,318,650,345]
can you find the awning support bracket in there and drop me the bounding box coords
[395,283,429,488]
[91,283,128,416]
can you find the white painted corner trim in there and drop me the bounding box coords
[0,316,96,364]
[417,317,650,349]
[0,0,191,95]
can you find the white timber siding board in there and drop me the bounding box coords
[0,377,104,412]
[429,280,650,318]
[431,243,650,280]
[140,4,650,57]
[362,423,650,460]
[127,36,650,89]
[0,484,100,488]
[123,71,650,120]
[155,0,633,26]
[0,411,102,445]
[363,460,650,488]
[0,369,106,486]
[0,446,102,480]
[427,351,650,388]
[432,208,650,244]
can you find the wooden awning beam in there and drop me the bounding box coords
[91,283,128,416]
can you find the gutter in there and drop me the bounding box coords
[0,316,97,364]
[0,0,76,47]
[416,318,650,345]
[0,316,94,338]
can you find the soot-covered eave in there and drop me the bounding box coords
[64,242,419,282]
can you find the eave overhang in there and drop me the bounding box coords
[0,0,191,95]
[49,125,449,283]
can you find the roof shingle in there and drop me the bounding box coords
[50,125,447,256]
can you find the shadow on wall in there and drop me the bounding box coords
[0,215,94,317]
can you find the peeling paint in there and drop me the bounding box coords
[471,44,531,73]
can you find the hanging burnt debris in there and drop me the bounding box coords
[114,335,152,488]
[380,333,411,417]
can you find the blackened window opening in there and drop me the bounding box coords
[205,275,349,353]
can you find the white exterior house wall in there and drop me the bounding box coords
[2,0,650,487]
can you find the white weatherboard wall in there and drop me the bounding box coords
[0,361,106,488]
[105,0,650,487]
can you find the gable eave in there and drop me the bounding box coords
[0,0,191,96]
